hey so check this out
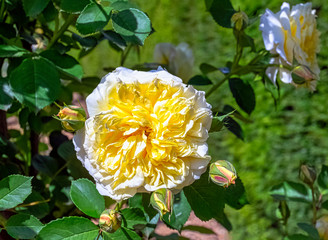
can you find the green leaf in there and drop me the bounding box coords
[40,50,83,80]
[297,223,320,240]
[224,117,244,140]
[210,111,234,133]
[0,45,29,58]
[229,78,255,115]
[0,78,14,111]
[318,165,328,190]
[16,191,49,219]
[9,57,60,112]
[111,1,136,11]
[205,0,235,28]
[184,171,225,221]
[60,0,91,13]
[285,234,311,240]
[0,175,32,210]
[187,75,212,86]
[102,227,142,240]
[102,30,127,51]
[112,8,151,46]
[214,211,232,231]
[182,225,214,234]
[0,23,16,39]
[162,191,191,231]
[121,207,147,229]
[322,200,328,210]
[32,155,58,177]
[6,213,44,239]
[224,178,248,210]
[72,33,98,48]
[57,141,93,180]
[270,181,312,203]
[37,216,99,240]
[200,63,218,75]
[76,2,112,35]
[22,0,50,17]
[70,178,105,218]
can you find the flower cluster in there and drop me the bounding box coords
[73,68,212,201]
[260,2,320,91]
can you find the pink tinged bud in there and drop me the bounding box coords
[99,209,122,233]
[150,189,174,218]
[209,160,237,188]
[292,65,317,84]
[54,105,86,132]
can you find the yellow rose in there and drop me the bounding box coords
[260,2,320,91]
[73,67,212,201]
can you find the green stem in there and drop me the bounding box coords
[120,44,132,66]
[311,185,317,225]
[205,73,232,98]
[115,201,124,211]
[48,14,75,49]
[96,230,102,240]
[0,0,6,22]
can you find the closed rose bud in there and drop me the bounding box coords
[150,189,173,218]
[99,209,122,233]
[231,11,249,31]
[55,105,86,132]
[299,164,316,186]
[209,160,237,188]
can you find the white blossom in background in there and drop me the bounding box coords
[153,42,194,83]
[260,2,320,91]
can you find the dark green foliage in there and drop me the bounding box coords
[229,78,255,115]
[6,213,44,239]
[70,179,105,218]
[205,0,235,28]
[0,175,32,210]
[9,57,61,112]
[37,217,99,240]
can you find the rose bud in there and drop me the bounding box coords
[55,105,86,132]
[99,209,122,233]
[231,11,249,31]
[209,160,237,188]
[299,164,316,186]
[150,189,173,218]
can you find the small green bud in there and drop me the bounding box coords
[54,105,86,132]
[231,11,249,31]
[209,160,237,188]
[150,189,173,218]
[299,164,316,186]
[99,209,122,233]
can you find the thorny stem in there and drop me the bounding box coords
[48,14,75,49]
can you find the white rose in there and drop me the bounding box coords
[153,43,194,83]
[73,67,212,201]
[260,2,320,91]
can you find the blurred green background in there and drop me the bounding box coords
[78,0,328,239]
